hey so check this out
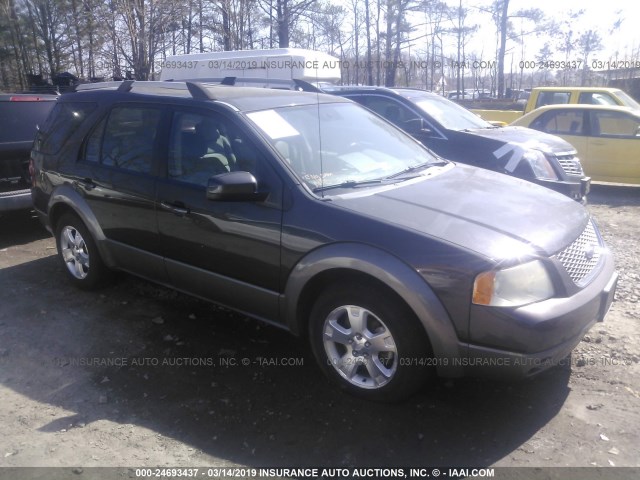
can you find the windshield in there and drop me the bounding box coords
[409,94,492,131]
[614,90,640,110]
[247,102,443,191]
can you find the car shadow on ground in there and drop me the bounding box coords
[1,257,571,467]
[588,184,640,208]
[0,210,50,249]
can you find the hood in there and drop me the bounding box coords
[465,125,574,154]
[331,164,588,263]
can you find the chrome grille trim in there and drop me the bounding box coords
[555,221,602,286]
[554,152,584,176]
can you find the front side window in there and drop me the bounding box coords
[532,110,585,135]
[84,106,162,174]
[167,110,262,187]
[360,96,420,128]
[579,92,617,106]
[536,91,570,108]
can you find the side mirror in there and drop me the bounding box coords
[206,171,267,201]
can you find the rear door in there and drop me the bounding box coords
[155,106,284,321]
[75,103,168,279]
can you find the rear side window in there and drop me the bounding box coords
[37,102,97,154]
[83,106,162,174]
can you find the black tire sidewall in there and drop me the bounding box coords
[309,283,431,402]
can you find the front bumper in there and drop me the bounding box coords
[538,176,591,203]
[455,255,617,379]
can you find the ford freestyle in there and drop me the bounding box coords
[30,81,617,401]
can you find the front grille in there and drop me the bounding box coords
[555,153,584,176]
[555,221,601,285]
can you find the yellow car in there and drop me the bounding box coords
[512,104,640,184]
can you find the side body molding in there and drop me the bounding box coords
[281,242,464,377]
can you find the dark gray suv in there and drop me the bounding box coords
[31,81,618,402]
[323,86,590,202]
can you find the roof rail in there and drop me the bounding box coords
[220,76,323,93]
[75,81,131,92]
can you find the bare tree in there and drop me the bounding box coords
[383,0,415,87]
[495,0,508,98]
[578,29,603,86]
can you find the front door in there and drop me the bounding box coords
[586,109,640,184]
[156,107,284,321]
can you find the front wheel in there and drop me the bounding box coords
[309,283,432,402]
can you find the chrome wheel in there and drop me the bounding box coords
[322,304,398,389]
[60,225,90,280]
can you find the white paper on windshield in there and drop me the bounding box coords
[247,110,300,139]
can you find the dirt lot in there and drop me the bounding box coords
[0,184,639,475]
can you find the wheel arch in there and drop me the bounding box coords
[48,184,115,267]
[282,242,464,377]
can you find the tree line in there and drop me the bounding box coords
[0,0,631,96]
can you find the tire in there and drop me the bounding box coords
[55,213,110,290]
[309,283,432,402]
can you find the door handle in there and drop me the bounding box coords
[160,201,189,216]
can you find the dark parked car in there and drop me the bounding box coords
[0,93,57,212]
[31,81,617,401]
[323,86,590,202]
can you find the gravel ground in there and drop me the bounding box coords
[0,183,638,477]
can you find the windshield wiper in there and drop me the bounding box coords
[385,160,448,180]
[312,178,384,193]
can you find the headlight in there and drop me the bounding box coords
[523,150,558,180]
[472,260,555,307]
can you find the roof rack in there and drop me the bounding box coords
[74,80,218,100]
[72,78,326,99]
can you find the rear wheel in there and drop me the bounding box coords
[55,213,110,289]
[309,283,432,402]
